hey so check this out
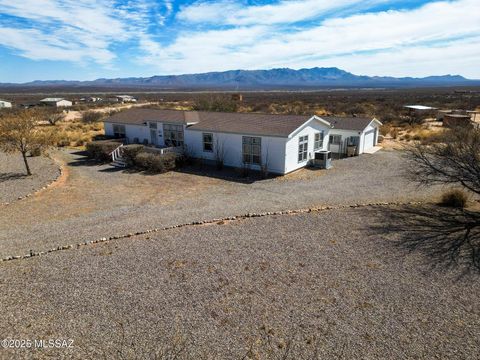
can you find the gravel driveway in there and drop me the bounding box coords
[0,148,440,258]
[0,152,60,204]
[1,207,478,359]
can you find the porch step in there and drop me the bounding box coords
[111,157,127,168]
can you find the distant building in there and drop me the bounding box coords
[20,102,40,109]
[114,95,137,103]
[443,114,473,128]
[40,98,73,107]
[0,99,12,108]
[231,93,243,102]
[78,96,102,103]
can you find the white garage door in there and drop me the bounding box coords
[363,129,375,151]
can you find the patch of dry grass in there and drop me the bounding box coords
[53,120,104,147]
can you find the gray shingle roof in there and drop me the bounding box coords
[105,108,189,125]
[323,116,375,131]
[187,111,311,137]
[105,108,377,136]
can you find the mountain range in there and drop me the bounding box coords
[1,67,478,90]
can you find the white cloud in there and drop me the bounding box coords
[140,0,480,78]
[0,0,479,78]
[0,0,171,64]
[177,0,391,26]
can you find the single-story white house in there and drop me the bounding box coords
[112,95,137,103]
[104,109,381,175]
[40,98,73,107]
[0,99,12,108]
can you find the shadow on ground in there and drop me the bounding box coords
[0,172,28,182]
[65,150,278,183]
[370,204,480,274]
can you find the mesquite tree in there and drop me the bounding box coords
[407,127,480,195]
[404,126,480,270]
[0,110,54,175]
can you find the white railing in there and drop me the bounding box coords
[109,144,124,162]
[144,146,183,155]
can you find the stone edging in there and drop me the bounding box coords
[1,201,422,262]
[1,156,64,206]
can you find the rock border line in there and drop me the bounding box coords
[1,155,64,206]
[1,201,423,263]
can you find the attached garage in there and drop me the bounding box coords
[323,117,382,156]
[363,129,376,152]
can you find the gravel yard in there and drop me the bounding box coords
[0,152,60,204]
[0,148,441,258]
[0,206,478,359]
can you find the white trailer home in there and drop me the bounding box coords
[40,98,73,107]
[0,99,12,108]
[103,109,381,175]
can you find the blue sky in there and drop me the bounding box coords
[0,0,479,82]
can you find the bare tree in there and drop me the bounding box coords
[82,111,104,123]
[214,138,226,170]
[47,111,66,125]
[401,127,480,271]
[260,142,270,179]
[0,110,54,175]
[406,127,480,195]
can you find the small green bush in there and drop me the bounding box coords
[122,145,144,166]
[440,189,468,208]
[86,141,121,161]
[134,152,177,173]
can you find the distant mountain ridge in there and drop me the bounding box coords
[1,67,478,89]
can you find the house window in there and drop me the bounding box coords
[329,134,342,145]
[112,124,126,138]
[203,133,213,152]
[149,122,157,129]
[163,124,184,147]
[298,135,308,162]
[314,132,324,150]
[242,136,261,164]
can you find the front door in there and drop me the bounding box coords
[150,129,157,146]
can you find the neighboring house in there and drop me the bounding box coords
[104,109,381,175]
[78,97,102,103]
[0,99,12,108]
[115,95,137,103]
[40,98,73,107]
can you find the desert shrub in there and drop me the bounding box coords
[403,133,411,141]
[440,189,468,208]
[29,147,42,157]
[81,111,104,123]
[134,152,177,173]
[390,128,399,139]
[192,96,238,112]
[86,141,122,161]
[122,145,145,166]
[379,124,392,136]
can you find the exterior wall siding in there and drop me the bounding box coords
[184,130,287,174]
[284,119,331,173]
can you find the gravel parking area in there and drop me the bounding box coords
[0,152,60,204]
[0,148,440,258]
[0,207,478,359]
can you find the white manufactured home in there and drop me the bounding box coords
[104,109,381,175]
[0,99,12,108]
[40,98,73,107]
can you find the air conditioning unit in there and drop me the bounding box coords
[313,151,332,169]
